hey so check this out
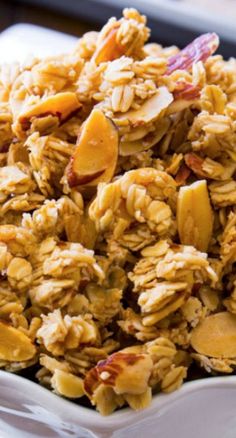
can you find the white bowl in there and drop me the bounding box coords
[1,371,236,438]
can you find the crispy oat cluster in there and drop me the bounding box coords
[1,9,236,415]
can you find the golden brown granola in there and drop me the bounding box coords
[1,7,236,415]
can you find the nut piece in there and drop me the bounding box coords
[116,87,173,126]
[119,118,170,156]
[67,108,118,188]
[191,312,236,358]
[173,82,200,101]
[124,387,152,411]
[18,92,81,131]
[0,321,36,361]
[84,351,153,396]
[184,153,207,178]
[175,163,191,185]
[167,33,219,75]
[177,180,213,252]
[92,25,125,64]
[51,369,84,398]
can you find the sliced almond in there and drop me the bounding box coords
[116,87,173,126]
[184,153,207,178]
[191,312,236,358]
[51,369,84,398]
[167,33,219,75]
[92,25,125,64]
[0,321,36,361]
[177,180,213,252]
[175,163,191,185]
[67,108,118,188]
[119,118,170,156]
[18,92,81,131]
[166,98,196,116]
[124,387,152,411]
[84,352,152,396]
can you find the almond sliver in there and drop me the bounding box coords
[0,321,36,362]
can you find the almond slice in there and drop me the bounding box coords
[191,312,236,358]
[84,352,152,396]
[92,25,125,64]
[116,87,173,126]
[0,321,36,361]
[167,33,219,75]
[184,153,207,178]
[67,108,118,188]
[18,92,81,131]
[119,118,170,156]
[51,369,84,398]
[177,180,213,252]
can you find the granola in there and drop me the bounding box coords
[0,7,236,415]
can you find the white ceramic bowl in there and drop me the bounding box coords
[1,371,236,438]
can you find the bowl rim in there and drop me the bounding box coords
[0,370,236,435]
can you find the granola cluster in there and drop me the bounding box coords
[1,8,236,415]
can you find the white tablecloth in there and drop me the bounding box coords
[0,23,77,63]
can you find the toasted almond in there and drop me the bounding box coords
[116,87,173,126]
[177,180,213,252]
[18,92,81,131]
[119,118,170,156]
[0,321,36,361]
[167,33,219,75]
[67,108,118,188]
[175,163,191,185]
[125,387,152,411]
[84,352,152,396]
[92,25,125,64]
[191,312,236,358]
[51,369,84,398]
[185,153,207,178]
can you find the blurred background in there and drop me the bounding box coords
[0,0,235,56]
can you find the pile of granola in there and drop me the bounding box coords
[1,8,236,415]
